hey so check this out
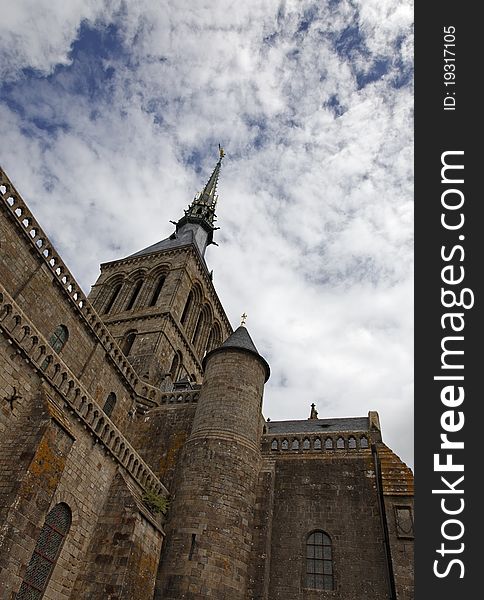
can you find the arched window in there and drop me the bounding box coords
[121,331,137,356]
[336,436,345,449]
[271,439,278,450]
[205,322,222,354]
[149,275,165,307]
[292,439,300,450]
[181,291,193,325]
[103,392,116,417]
[16,503,71,599]
[314,438,322,450]
[192,312,205,346]
[103,283,122,314]
[325,437,333,450]
[348,436,357,449]
[281,439,289,450]
[360,435,369,448]
[126,280,143,310]
[49,325,68,353]
[303,438,310,450]
[305,531,334,590]
[169,353,180,380]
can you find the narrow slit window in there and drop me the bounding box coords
[149,276,165,307]
[126,280,143,310]
[104,283,122,314]
[181,291,193,325]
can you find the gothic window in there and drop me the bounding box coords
[121,331,137,356]
[205,322,222,354]
[16,503,71,599]
[103,392,116,417]
[314,438,322,450]
[126,280,143,310]
[103,283,122,314]
[303,438,310,450]
[292,439,300,450]
[336,436,345,449]
[149,275,165,307]
[49,325,68,353]
[181,291,193,325]
[192,312,205,346]
[271,439,278,450]
[281,439,289,450]
[170,353,181,380]
[360,435,369,448]
[348,436,357,449]
[325,437,333,449]
[305,531,334,590]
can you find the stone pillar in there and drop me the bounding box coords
[157,327,270,599]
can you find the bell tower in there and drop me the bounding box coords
[87,147,232,389]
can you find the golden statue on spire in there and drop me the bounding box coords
[218,143,225,159]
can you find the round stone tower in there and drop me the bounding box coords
[157,326,270,599]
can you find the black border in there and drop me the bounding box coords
[415,4,480,596]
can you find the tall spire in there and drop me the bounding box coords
[182,144,224,227]
[127,146,225,260]
[170,145,224,255]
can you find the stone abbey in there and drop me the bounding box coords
[0,151,413,599]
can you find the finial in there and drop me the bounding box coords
[309,403,318,420]
[240,312,247,326]
[218,143,225,159]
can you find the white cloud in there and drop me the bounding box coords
[0,0,414,467]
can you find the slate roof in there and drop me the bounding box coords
[205,326,270,382]
[128,229,194,258]
[221,326,260,354]
[266,416,369,434]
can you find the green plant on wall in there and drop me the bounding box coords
[142,489,169,515]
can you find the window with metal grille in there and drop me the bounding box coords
[305,531,334,590]
[41,325,68,371]
[49,325,68,353]
[103,392,116,417]
[16,503,71,600]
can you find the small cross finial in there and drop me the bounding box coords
[309,403,318,420]
[240,312,247,326]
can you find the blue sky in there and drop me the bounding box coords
[0,0,414,466]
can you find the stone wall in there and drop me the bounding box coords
[265,453,391,600]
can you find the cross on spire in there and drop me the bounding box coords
[240,312,247,326]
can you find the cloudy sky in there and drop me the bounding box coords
[0,0,413,467]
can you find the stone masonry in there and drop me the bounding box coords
[0,156,413,600]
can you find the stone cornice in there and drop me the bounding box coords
[0,167,163,409]
[0,283,168,499]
